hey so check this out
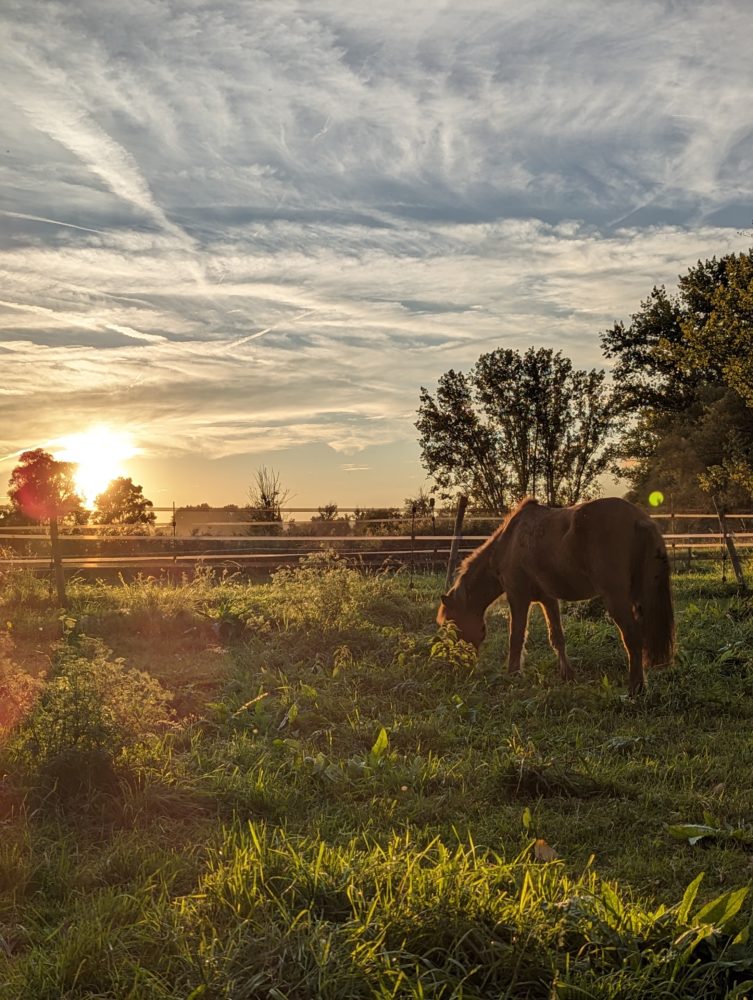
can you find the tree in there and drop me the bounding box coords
[309,503,349,537]
[7,449,86,523]
[246,466,291,536]
[352,507,401,535]
[672,252,753,409]
[417,348,617,510]
[403,490,435,518]
[93,477,156,526]
[7,449,87,608]
[601,249,753,507]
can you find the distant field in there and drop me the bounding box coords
[1,556,753,998]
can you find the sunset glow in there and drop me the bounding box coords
[54,427,138,507]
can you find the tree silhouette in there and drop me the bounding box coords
[601,249,753,506]
[246,466,290,535]
[93,477,156,525]
[7,449,85,523]
[417,348,617,510]
[7,449,87,607]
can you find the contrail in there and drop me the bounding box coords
[0,210,105,235]
[221,309,317,350]
[0,299,166,343]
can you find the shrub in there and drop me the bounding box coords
[0,632,43,732]
[12,637,173,798]
[263,552,396,631]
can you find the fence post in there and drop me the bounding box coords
[172,501,177,564]
[409,502,416,585]
[48,516,67,608]
[718,510,748,590]
[430,497,437,571]
[669,493,676,574]
[444,495,468,591]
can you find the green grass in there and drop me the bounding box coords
[1,555,753,997]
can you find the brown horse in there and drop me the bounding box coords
[437,497,674,695]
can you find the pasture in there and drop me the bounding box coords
[1,555,753,998]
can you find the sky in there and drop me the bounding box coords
[1,0,752,510]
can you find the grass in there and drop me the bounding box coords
[0,554,752,997]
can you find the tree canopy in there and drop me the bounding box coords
[417,347,617,511]
[601,249,753,507]
[7,449,86,523]
[93,477,156,525]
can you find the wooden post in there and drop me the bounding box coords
[719,511,748,590]
[48,517,67,608]
[430,497,437,571]
[444,495,468,591]
[669,493,676,574]
[409,502,416,585]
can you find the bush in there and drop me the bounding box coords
[0,633,43,732]
[12,637,173,798]
[263,552,396,631]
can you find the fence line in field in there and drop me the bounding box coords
[0,502,752,574]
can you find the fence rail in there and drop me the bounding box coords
[0,504,752,575]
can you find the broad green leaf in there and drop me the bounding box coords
[370,726,389,759]
[667,823,720,845]
[732,925,750,947]
[693,886,749,931]
[601,882,623,921]
[678,872,704,924]
[725,979,753,999]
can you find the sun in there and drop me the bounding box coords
[54,426,138,507]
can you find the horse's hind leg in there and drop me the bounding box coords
[507,595,531,674]
[604,594,645,695]
[540,598,575,681]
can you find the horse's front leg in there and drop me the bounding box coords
[507,596,530,673]
[540,597,575,681]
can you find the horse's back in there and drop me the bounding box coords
[569,497,664,592]
[505,497,662,601]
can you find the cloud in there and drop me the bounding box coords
[0,0,752,498]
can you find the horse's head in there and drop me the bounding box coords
[437,590,487,648]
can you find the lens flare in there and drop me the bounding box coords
[648,490,665,508]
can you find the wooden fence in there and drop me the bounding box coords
[0,505,752,577]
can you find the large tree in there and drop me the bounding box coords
[7,449,86,523]
[417,347,617,511]
[6,449,87,607]
[93,477,156,525]
[601,249,753,506]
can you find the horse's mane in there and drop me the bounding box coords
[453,497,539,590]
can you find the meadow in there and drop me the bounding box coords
[1,553,753,999]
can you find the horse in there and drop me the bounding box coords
[437,497,674,695]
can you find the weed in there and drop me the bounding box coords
[11,636,173,801]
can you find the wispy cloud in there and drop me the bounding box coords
[0,0,751,500]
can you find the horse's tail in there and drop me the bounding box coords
[632,520,675,669]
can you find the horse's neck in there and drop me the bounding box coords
[464,543,504,610]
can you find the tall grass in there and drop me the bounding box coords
[0,555,752,997]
